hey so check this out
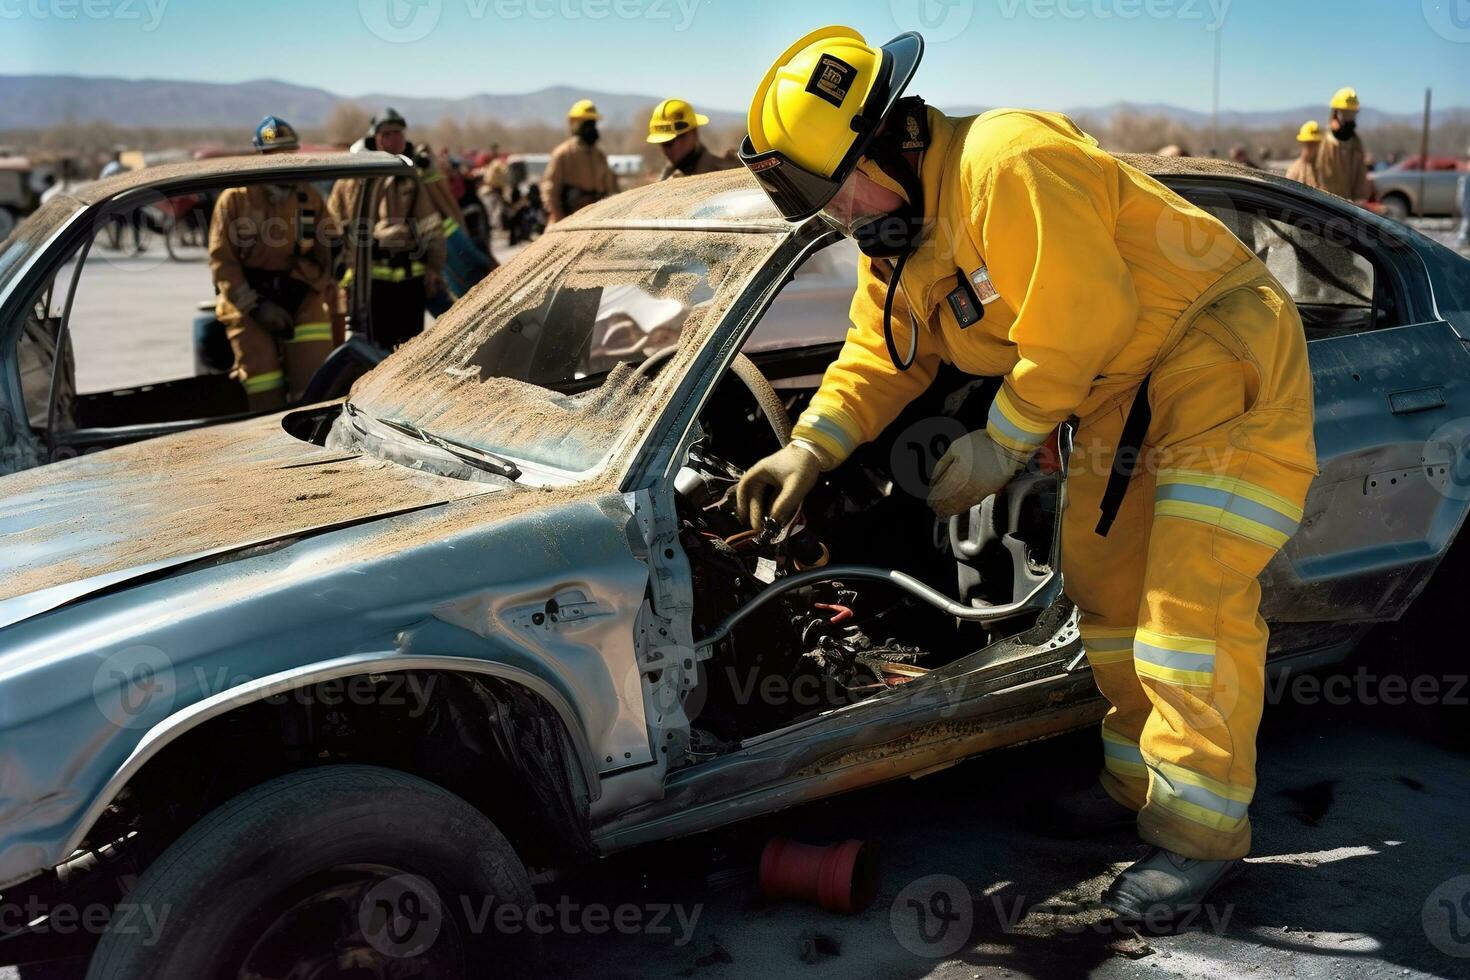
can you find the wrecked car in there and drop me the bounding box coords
[2,158,1470,977]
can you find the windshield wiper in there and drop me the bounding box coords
[374,415,523,481]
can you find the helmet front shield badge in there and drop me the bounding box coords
[740,31,924,222]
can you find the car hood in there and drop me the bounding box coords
[0,412,506,628]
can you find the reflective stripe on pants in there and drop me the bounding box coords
[1062,270,1315,861]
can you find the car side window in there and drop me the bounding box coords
[1186,189,1397,338]
[742,236,857,360]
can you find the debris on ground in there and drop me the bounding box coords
[797,931,841,964]
[1106,927,1155,960]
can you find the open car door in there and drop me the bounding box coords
[0,152,413,476]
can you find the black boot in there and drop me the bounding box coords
[1103,847,1241,925]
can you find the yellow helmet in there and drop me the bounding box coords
[647,98,710,144]
[1330,87,1360,111]
[1295,120,1324,143]
[739,25,923,220]
[568,99,602,124]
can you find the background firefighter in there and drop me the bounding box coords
[542,99,618,223]
[646,98,740,180]
[207,116,336,412]
[328,107,447,350]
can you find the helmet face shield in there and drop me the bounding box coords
[738,137,849,221]
[816,168,897,239]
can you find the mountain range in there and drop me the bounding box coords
[1,74,1463,132]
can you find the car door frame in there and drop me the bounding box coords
[0,154,414,470]
[1163,173,1470,631]
[595,221,1092,850]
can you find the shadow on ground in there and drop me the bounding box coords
[529,649,1470,980]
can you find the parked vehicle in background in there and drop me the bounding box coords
[606,153,645,181]
[1370,155,1466,219]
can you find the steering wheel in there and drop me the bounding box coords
[636,347,792,446]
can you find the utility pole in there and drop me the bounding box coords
[1418,88,1432,218]
[1211,26,1222,158]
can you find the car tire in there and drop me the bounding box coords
[84,764,537,980]
[1379,192,1411,222]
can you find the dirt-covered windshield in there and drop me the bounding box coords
[341,224,782,473]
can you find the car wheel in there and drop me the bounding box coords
[84,765,537,979]
[1379,192,1411,221]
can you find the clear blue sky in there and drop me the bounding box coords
[6,0,1468,113]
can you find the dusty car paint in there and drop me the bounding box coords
[0,480,655,887]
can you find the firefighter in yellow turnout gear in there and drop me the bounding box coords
[209,117,337,412]
[735,26,1316,919]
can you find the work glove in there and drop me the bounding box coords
[735,442,823,531]
[927,430,1028,519]
[253,301,295,333]
[225,282,259,315]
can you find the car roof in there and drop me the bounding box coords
[1,151,413,262]
[561,153,1322,233]
[66,150,410,205]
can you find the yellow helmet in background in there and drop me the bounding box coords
[1330,87,1361,111]
[647,98,710,144]
[1295,120,1324,143]
[568,99,602,124]
[739,25,924,221]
